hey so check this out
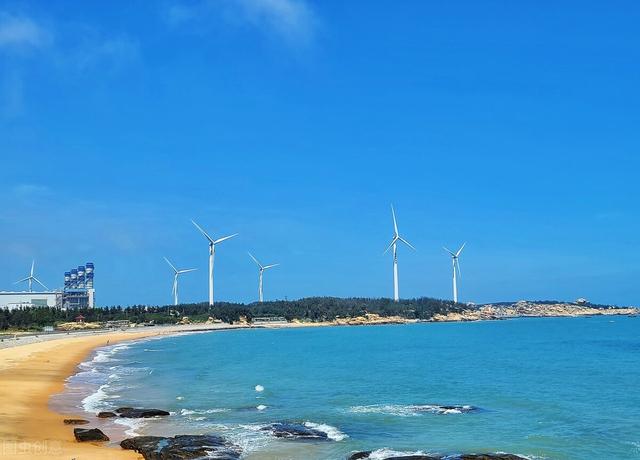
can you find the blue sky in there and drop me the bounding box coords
[0,1,638,306]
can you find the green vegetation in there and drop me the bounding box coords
[0,297,464,331]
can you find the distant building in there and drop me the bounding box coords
[63,262,95,308]
[575,298,589,305]
[1,261,96,310]
[0,291,62,311]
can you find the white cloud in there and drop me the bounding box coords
[236,0,316,44]
[0,13,50,50]
[164,0,317,46]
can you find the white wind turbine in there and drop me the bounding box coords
[191,219,238,306]
[15,260,48,292]
[164,257,197,306]
[248,252,279,303]
[443,243,466,303]
[384,205,415,302]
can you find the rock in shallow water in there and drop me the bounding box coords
[63,418,89,425]
[348,453,526,460]
[97,411,116,418]
[115,407,170,418]
[261,422,329,440]
[74,428,109,442]
[120,434,241,459]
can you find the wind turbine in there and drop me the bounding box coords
[15,260,49,292]
[444,243,466,303]
[384,205,415,302]
[164,257,197,306]
[191,219,238,306]
[248,252,279,303]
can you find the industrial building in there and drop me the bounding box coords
[0,291,62,311]
[1,262,95,310]
[63,262,95,309]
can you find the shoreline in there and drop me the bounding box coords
[1,313,637,459]
[0,325,236,459]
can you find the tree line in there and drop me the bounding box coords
[0,297,464,331]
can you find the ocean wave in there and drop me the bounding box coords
[349,404,476,417]
[179,408,230,416]
[366,448,433,459]
[303,421,348,441]
[113,417,146,437]
[81,384,110,413]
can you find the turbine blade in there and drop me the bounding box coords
[30,260,35,276]
[443,246,456,257]
[214,233,238,245]
[191,219,215,243]
[164,256,178,273]
[383,236,398,254]
[33,277,49,290]
[456,259,462,280]
[263,263,279,270]
[172,277,177,296]
[391,204,399,236]
[398,237,416,250]
[14,277,30,284]
[177,268,197,274]
[248,252,262,268]
[456,242,467,257]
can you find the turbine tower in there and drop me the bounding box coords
[384,205,415,302]
[248,252,279,303]
[164,257,197,306]
[191,219,238,306]
[15,260,48,292]
[444,243,466,303]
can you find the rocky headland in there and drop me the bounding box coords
[430,301,638,322]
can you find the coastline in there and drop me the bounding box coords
[1,311,638,459]
[0,325,236,459]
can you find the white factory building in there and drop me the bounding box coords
[0,291,63,311]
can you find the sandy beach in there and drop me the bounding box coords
[0,325,245,459]
[0,321,321,459]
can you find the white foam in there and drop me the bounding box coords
[180,408,229,416]
[367,448,431,459]
[113,417,146,437]
[255,384,264,392]
[350,404,473,417]
[256,404,268,411]
[304,421,348,441]
[81,384,110,413]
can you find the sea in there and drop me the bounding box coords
[51,316,640,459]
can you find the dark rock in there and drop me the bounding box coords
[63,418,89,425]
[347,453,526,460]
[97,411,117,418]
[120,434,241,459]
[74,428,109,442]
[459,456,526,460]
[261,422,329,440]
[115,407,170,418]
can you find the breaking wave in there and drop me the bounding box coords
[350,403,477,417]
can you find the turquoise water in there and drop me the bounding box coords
[66,317,640,459]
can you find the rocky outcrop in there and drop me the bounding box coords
[120,434,241,459]
[261,422,329,440]
[115,407,170,418]
[430,302,639,322]
[348,453,526,460]
[74,428,109,442]
[97,411,117,418]
[63,418,89,425]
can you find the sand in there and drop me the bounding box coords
[0,329,167,459]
